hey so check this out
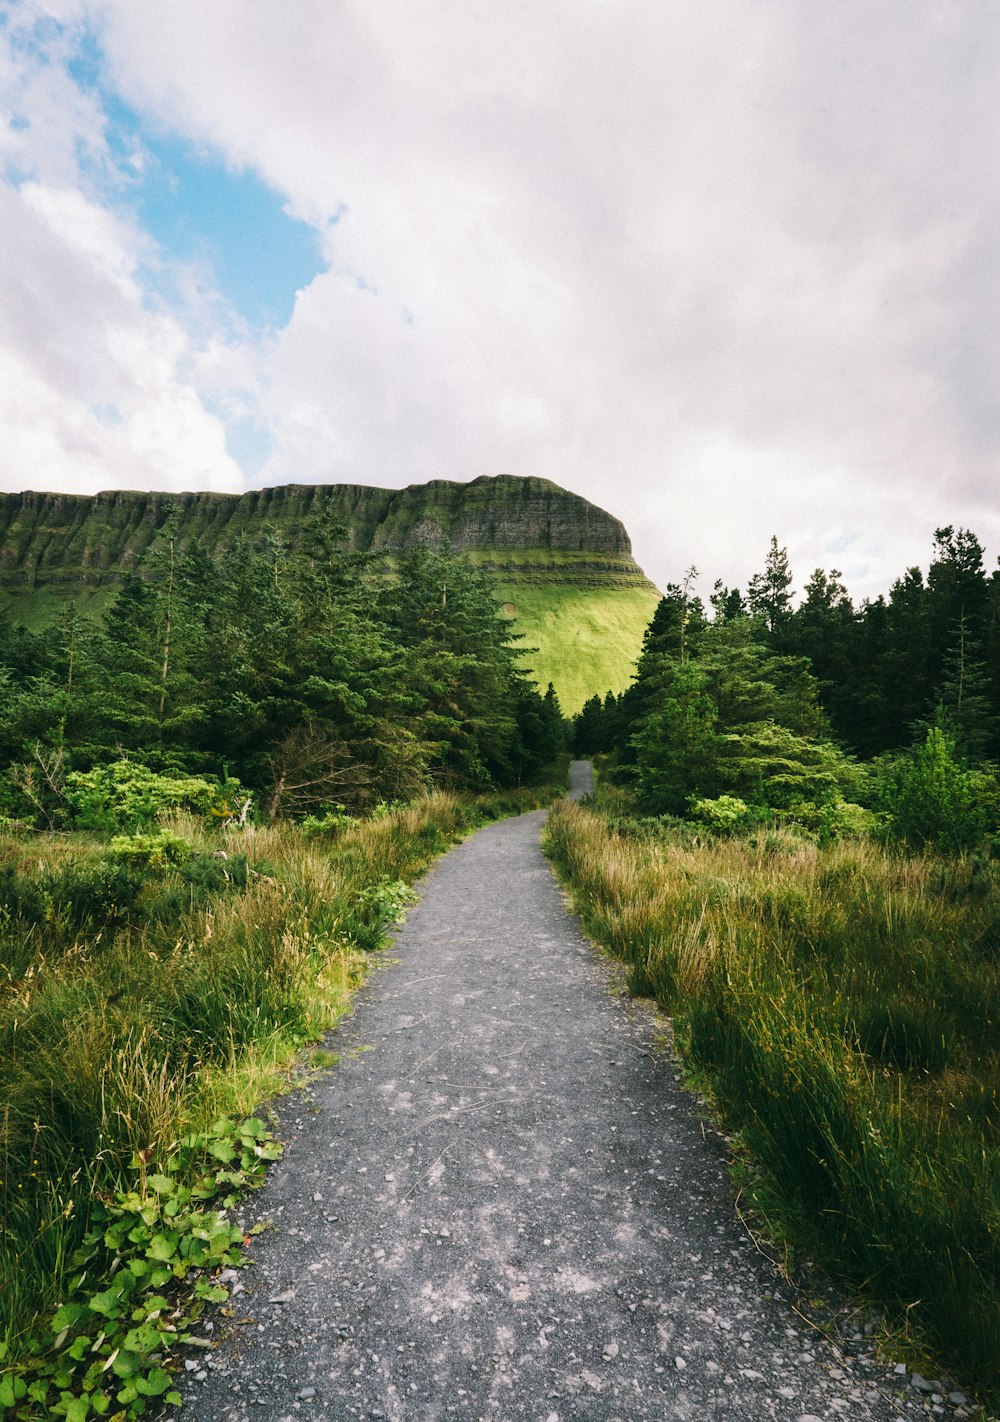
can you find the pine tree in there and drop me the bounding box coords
[747,536,794,635]
[928,614,997,761]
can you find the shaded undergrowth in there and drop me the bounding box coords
[544,797,1000,1402]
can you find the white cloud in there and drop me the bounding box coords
[0,6,245,493]
[2,0,1000,596]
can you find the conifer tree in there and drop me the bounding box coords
[747,536,794,635]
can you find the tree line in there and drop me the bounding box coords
[0,517,567,826]
[574,527,1000,848]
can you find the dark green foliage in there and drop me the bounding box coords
[0,531,567,820]
[877,727,991,851]
[630,662,720,813]
[747,535,793,634]
[0,856,146,931]
[600,524,1000,847]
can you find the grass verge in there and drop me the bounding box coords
[0,781,560,1415]
[543,797,1000,1404]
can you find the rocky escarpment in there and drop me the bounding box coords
[0,475,646,594]
[0,475,661,712]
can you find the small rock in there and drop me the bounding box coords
[313,1192,323,1202]
[194,1370,208,1382]
[948,1393,969,1407]
[674,1356,686,1370]
[269,1291,296,1304]
[384,1173,395,1182]
[297,1387,316,1400]
[894,1363,908,1375]
[796,1415,824,1422]
[911,1375,935,1394]
[545,1414,559,1422]
[602,1342,619,1361]
[438,1227,451,1238]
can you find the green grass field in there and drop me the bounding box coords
[2,561,661,717]
[0,586,117,631]
[499,580,660,713]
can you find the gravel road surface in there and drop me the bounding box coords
[177,763,967,1421]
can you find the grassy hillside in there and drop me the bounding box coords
[0,478,661,713]
[497,578,660,712]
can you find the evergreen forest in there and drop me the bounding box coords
[0,517,568,830]
[573,526,1000,848]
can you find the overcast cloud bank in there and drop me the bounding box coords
[1,0,999,601]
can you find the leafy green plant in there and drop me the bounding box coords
[108,832,192,869]
[689,794,754,833]
[64,765,240,835]
[347,877,418,951]
[0,1117,281,1421]
[299,805,358,838]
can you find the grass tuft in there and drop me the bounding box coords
[0,782,561,1370]
[544,798,1000,1402]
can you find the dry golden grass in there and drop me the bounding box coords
[544,799,1000,1398]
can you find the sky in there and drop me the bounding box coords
[1,0,999,603]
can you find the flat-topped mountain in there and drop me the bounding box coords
[0,475,660,712]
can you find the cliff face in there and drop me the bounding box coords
[0,475,661,712]
[0,475,643,592]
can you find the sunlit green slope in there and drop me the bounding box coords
[0,476,660,714]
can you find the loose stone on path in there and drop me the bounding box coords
[175,762,971,1421]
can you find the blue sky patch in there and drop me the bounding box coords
[133,133,325,329]
[66,27,326,330]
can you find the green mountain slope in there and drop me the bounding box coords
[0,476,659,712]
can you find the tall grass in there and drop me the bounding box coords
[0,786,555,1360]
[544,800,1000,1399]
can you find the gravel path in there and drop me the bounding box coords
[178,763,969,1421]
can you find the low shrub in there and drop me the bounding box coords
[299,805,358,838]
[689,793,753,832]
[64,763,245,834]
[109,829,192,868]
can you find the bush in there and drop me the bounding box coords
[299,805,358,838]
[108,830,192,868]
[64,762,241,833]
[879,728,992,851]
[775,797,880,845]
[0,857,148,931]
[689,794,755,833]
